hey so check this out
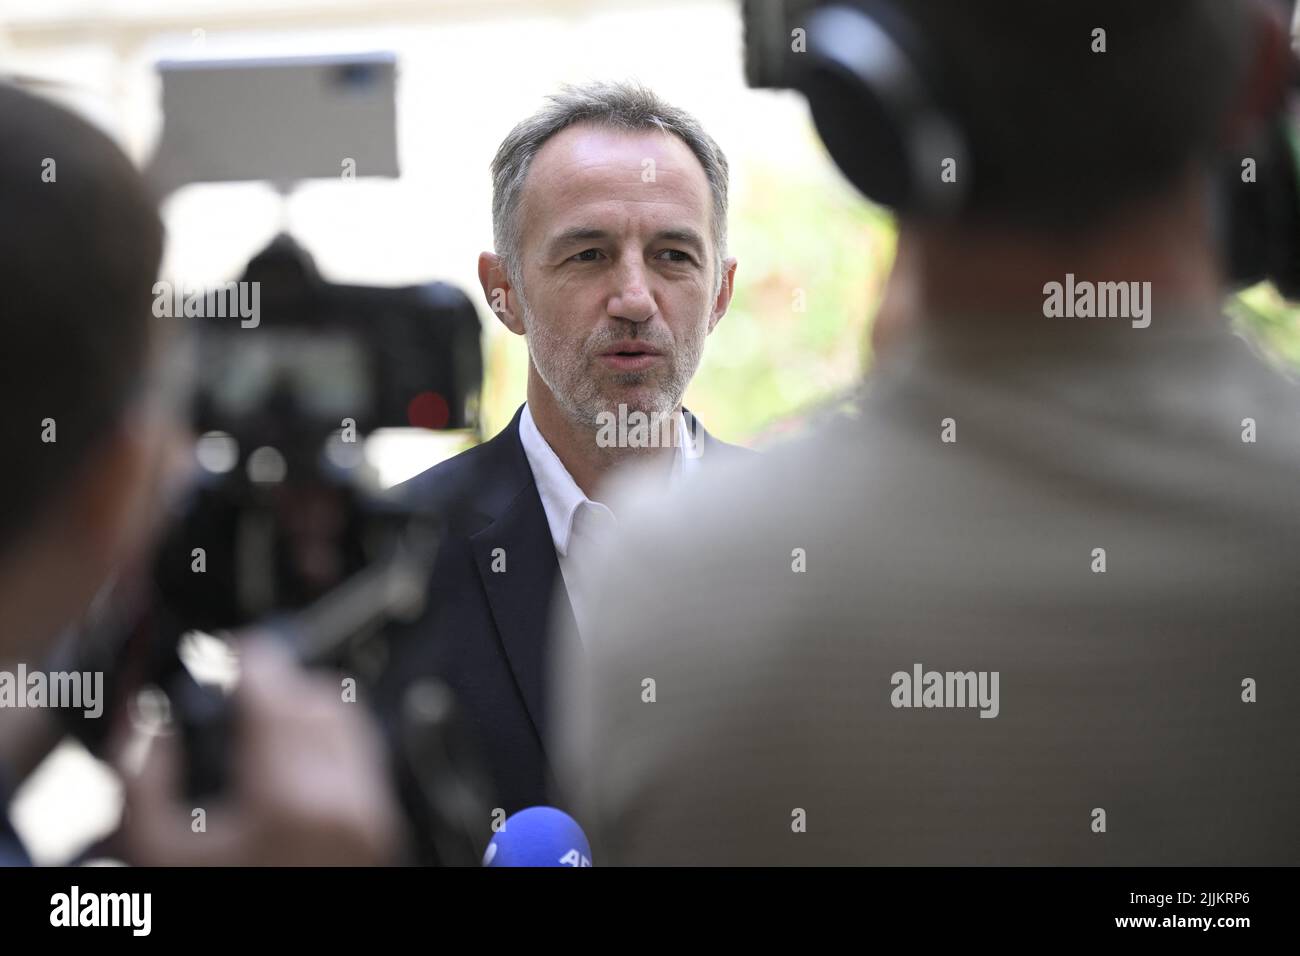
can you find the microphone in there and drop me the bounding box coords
[482,807,593,867]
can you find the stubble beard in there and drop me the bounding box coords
[520,296,706,449]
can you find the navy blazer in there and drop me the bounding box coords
[373,403,752,819]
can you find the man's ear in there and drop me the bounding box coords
[707,257,738,335]
[479,252,526,336]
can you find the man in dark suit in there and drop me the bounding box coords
[373,81,748,821]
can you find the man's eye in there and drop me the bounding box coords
[658,249,692,263]
[571,249,603,262]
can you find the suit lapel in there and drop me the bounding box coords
[467,411,577,753]
[462,405,742,754]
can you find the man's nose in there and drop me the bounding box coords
[607,261,656,324]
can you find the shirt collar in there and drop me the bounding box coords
[519,403,609,558]
[519,403,698,558]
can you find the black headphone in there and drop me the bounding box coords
[1222,99,1300,298]
[792,1,968,217]
[788,0,1300,296]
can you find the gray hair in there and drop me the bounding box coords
[490,80,730,296]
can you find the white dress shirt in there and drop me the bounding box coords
[518,402,701,642]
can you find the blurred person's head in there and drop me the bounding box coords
[0,82,172,665]
[820,0,1293,322]
[478,81,737,433]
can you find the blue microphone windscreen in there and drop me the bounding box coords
[483,807,593,867]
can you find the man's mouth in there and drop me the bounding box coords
[598,342,663,371]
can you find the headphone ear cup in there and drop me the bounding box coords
[1268,124,1300,299]
[1224,117,1300,298]
[791,3,968,217]
[800,66,914,208]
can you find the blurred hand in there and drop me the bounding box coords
[115,636,404,866]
